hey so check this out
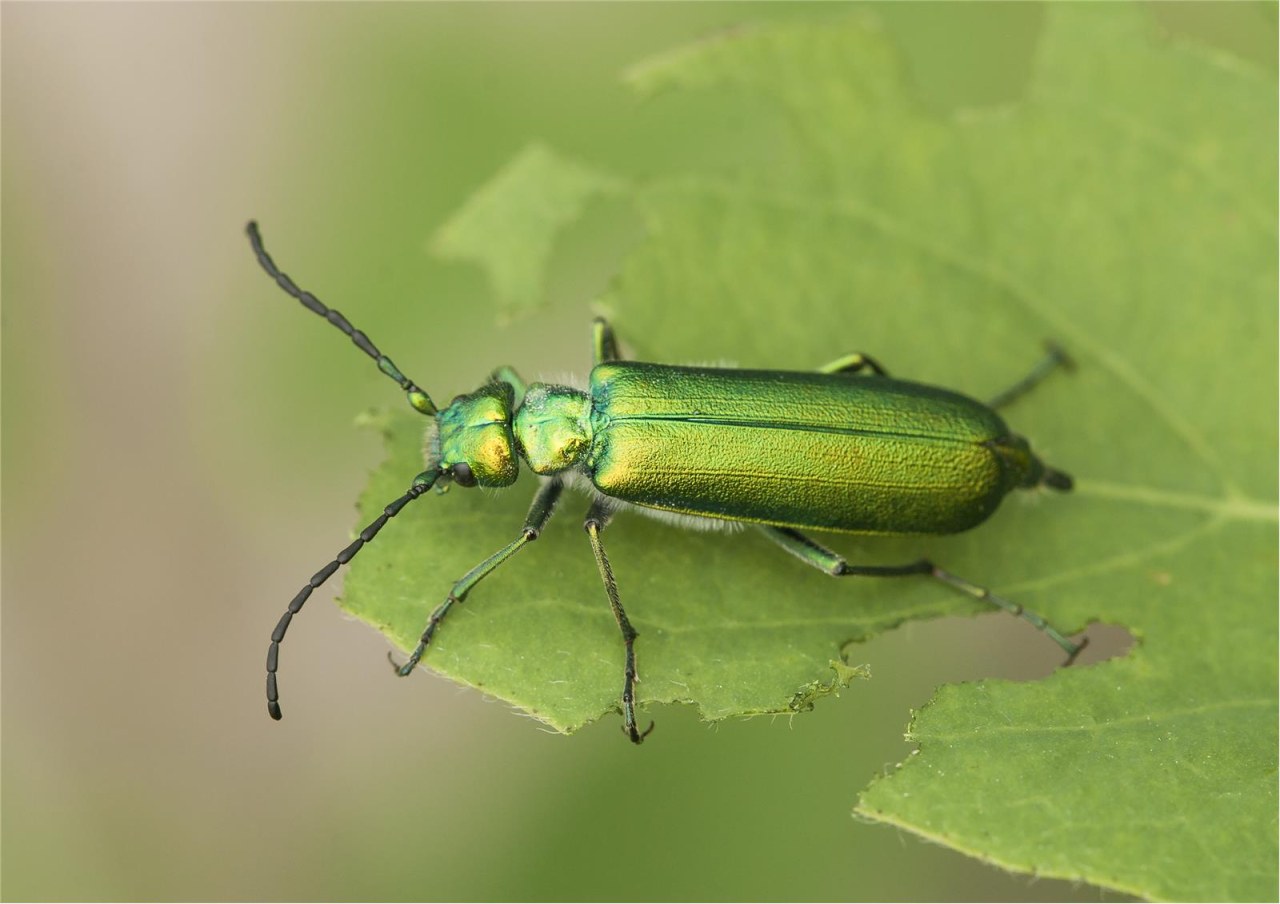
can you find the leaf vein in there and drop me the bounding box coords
[664,179,1245,499]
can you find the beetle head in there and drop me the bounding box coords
[426,382,519,488]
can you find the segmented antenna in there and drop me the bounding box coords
[246,221,436,415]
[267,481,433,720]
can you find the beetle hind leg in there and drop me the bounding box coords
[758,526,1085,663]
[988,341,1074,410]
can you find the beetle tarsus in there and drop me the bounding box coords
[623,720,655,744]
[1063,635,1089,667]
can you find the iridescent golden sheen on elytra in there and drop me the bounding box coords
[585,363,1046,535]
[439,361,1051,535]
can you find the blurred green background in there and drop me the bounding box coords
[3,3,1271,900]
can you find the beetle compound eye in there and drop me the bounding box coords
[452,462,477,487]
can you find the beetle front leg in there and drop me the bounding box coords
[758,526,1085,663]
[394,477,564,675]
[583,498,652,744]
[818,352,889,376]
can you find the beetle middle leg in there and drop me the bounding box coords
[593,317,623,365]
[393,477,565,676]
[758,525,1085,663]
[818,352,889,376]
[583,498,653,744]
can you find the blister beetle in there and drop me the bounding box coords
[250,221,1083,743]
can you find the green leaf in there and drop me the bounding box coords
[343,7,1276,900]
[430,143,622,320]
[347,407,879,731]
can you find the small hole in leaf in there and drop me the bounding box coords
[1067,621,1136,668]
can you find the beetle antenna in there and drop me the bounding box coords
[247,221,437,416]
[267,478,434,720]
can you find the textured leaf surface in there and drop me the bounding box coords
[431,143,621,319]
[342,7,1276,900]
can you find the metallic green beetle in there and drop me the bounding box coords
[250,222,1083,744]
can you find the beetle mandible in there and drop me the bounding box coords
[249,221,1083,743]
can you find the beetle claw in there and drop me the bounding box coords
[1063,635,1090,667]
[623,720,656,744]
